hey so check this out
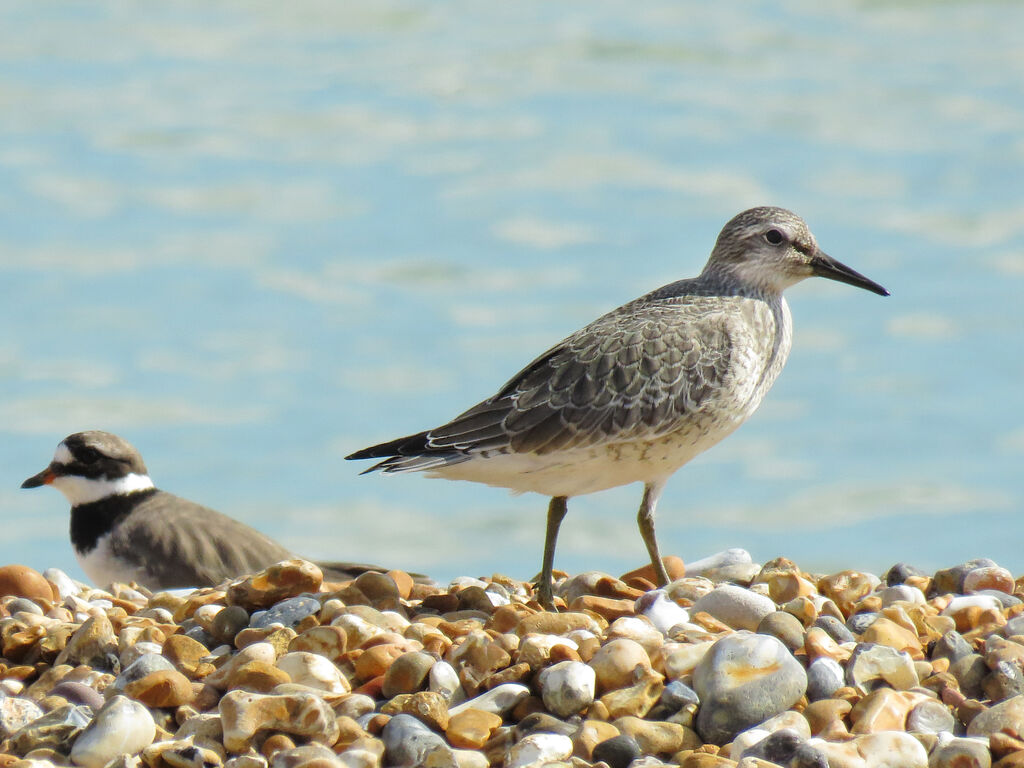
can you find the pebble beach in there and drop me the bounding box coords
[1,550,1022,768]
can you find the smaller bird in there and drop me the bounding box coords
[22,430,394,590]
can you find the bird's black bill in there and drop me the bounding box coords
[810,252,890,296]
[21,467,54,488]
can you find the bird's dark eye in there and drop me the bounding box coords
[764,229,785,245]
[78,447,102,464]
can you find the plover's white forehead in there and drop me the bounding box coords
[53,442,74,465]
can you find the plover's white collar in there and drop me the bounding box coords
[51,472,155,506]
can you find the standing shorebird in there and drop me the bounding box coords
[23,431,401,590]
[347,207,888,608]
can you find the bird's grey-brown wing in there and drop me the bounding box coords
[105,493,298,589]
[357,294,745,469]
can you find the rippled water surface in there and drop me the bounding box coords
[2,1,1023,584]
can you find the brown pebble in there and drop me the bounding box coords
[569,595,636,621]
[229,661,291,693]
[354,643,405,681]
[124,669,195,708]
[260,733,296,758]
[620,557,686,586]
[0,565,56,601]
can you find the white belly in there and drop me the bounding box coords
[428,415,747,497]
[76,534,143,588]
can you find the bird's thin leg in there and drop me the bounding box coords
[637,479,671,586]
[537,496,568,610]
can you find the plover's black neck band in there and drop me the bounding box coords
[70,488,159,554]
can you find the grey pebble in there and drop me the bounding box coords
[807,657,845,702]
[813,615,855,644]
[932,631,974,664]
[949,654,988,699]
[382,713,454,767]
[250,596,321,629]
[883,562,927,586]
[693,632,807,744]
[47,683,105,710]
[592,734,642,768]
[845,612,878,636]
[211,605,250,643]
[757,611,806,652]
[661,680,700,712]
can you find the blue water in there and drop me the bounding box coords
[2,1,1022,585]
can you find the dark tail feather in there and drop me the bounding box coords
[345,430,431,461]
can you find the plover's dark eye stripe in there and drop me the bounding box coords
[793,242,814,256]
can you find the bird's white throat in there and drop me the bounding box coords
[51,472,155,506]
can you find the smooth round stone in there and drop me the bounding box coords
[966,693,1024,738]
[757,611,806,652]
[276,652,349,693]
[693,633,808,744]
[381,713,452,767]
[589,638,652,692]
[592,734,642,768]
[846,643,918,691]
[814,615,856,644]
[877,585,926,607]
[685,549,753,578]
[505,733,573,768]
[428,661,463,703]
[111,653,177,694]
[212,605,251,643]
[807,657,845,702]
[124,669,194,708]
[883,563,927,586]
[906,699,956,734]
[47,682,105,710]
[70,695,156,768]
[382,652,435,699]
[0,565,54,601]
[660,680,699,712]
[0,696,44,740]
[1006,615,1024,638]
[949,654,988,699]
[448,684,530,717]
[636,590,690,634]
[692,585,776,632]
[846,612,878,636]
[929,736,992,768]
[538,660,596,718]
